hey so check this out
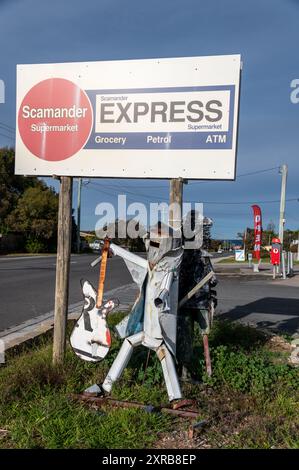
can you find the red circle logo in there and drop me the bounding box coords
[18,78,93,161]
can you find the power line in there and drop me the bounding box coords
[86,182,142,202]
[90,166,281,190]
[90,179,169,190]
[0,125,15,135]
[89,181,168,202]
[0,121,15,131]
[88,181,299,206]
[188,166,280,184]
[285,213,299,225]
[200,198,299,205]
[87,182,162,204]
[0,131,14,141]
[237,166,280,177]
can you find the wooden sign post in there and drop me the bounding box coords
[169,178,184,231]
[53,176,73,365]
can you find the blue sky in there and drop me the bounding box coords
[0,0,299,238]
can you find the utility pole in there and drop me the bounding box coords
[53,176,73,365]
[278,164,288,247]
[77,177,82,254]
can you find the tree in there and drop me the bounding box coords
[241,228,254,251]
[202,223,212,249]
[283,229,299,251]
[266,220,276,233]
[6,184,59,250]
[209,238,222,252]
[1,147,60,252]
[0,147,39,231]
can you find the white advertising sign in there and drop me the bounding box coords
[15,55,241,179]
[235,249,245,261]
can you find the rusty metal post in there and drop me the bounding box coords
[203,334,212,377]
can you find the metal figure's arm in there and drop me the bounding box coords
[90,243,147,269]
[90,243,147,288]
[110,243,148,287]
[110,243,148,269]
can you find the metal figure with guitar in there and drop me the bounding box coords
[71,221,217,403]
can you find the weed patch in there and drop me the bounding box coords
[0,318,298,448]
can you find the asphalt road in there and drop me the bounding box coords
[0,253,298,335]
[215,274,299,334]
[0,254,132,331]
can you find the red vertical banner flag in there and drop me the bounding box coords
[251,205,262,260]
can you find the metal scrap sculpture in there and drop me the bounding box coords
[71,217,217,403]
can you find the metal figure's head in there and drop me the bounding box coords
[145,221,182,268]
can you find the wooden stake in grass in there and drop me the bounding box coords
[53,176,73,365]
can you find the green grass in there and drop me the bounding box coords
[0,315,298,449]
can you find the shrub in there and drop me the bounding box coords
[25,237,46,253]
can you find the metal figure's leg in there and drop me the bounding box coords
[197,308,213,377]
[156,344,182,402]
[102,332,144,393]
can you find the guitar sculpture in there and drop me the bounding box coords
[70,238,117,362]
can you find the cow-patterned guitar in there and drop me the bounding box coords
[70,238,117,362]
